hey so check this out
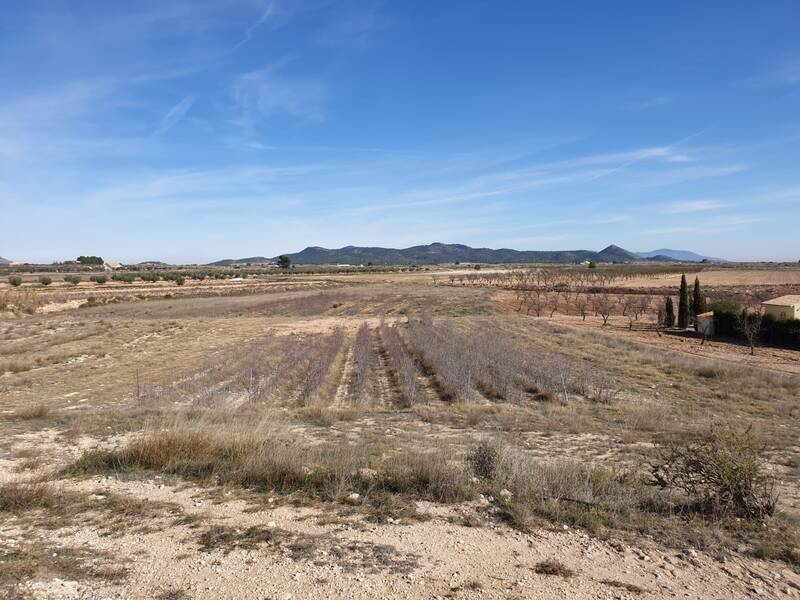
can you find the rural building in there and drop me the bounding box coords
[695,311,715,336]
[104,260,122,271]
[762,295,800,321]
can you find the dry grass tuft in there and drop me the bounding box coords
[0,480,58,513]
[533,558,575,577]
[68,425,474,505]
[0,542,127,598]
[6,403,51,421]
[600,579,646,593]
[198,525,284,553]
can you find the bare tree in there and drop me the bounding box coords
[739,305,763,356]
[633,295,652,321]
[574,294,590,321]
[380,321,418,406]
[547,293,560,318]
[593,293,614,326]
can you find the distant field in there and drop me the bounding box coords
[627,268,800,287]
[1,266,799,598]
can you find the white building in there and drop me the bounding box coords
[695,311,715,336]
[762,295,800,321]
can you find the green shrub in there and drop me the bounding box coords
[469,441,501,480]
[38,276,52,286]
[650,426,777,519]
[8,276,22,287]
[63,275,82,285]
[90,275,108,284]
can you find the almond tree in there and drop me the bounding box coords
[593,293,614,326]
[739,305,763,356]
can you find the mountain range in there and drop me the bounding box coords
[210,243,727,266]
[635,249,726,262]
[0,256,11,265]
[209,256,273,266]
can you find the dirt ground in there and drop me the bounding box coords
[2,272,799,599]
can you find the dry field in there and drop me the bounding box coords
[1,270,800,599]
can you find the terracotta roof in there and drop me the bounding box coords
[762,295,800,306]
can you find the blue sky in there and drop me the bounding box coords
[1,1,799,263]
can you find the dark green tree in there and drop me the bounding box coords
[277,255,293,269]
[664,296,675,327]
[677,274,690,329]
[691,276,707,318]
[77,256,104,265]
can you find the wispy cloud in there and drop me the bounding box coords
[644,214,766,236]
[754,57,800,87]
[663,199,728,214]
[153,95,194,136]
[233,63,326,124]
[234,2,278,50]
[629,96,673,110]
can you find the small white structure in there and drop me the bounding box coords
[104,260,122,271]
[695,311,715,337]
[762,295,800,321]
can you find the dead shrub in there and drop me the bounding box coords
[650,426,778,519]
[0,480,59,513]
[468,440,502,480]
[8,403,50,421]
[600,579,645,593]
[533,558,575,577]
[198,525,284,553]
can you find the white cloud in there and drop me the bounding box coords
[663,199,728,214]
[750,57,800,87]
[629,96,673,110]
[153,95,194,136]
[233,65,325,123]
[234,2,278,50]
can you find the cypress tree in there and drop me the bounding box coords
[678,274,690,329]
[691,276,706,317]
[664,296,675,327]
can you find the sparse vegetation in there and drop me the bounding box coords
[68,426,474,504]
[534,558,575,577]
[3,265,800,597]
[650,426,777,519]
